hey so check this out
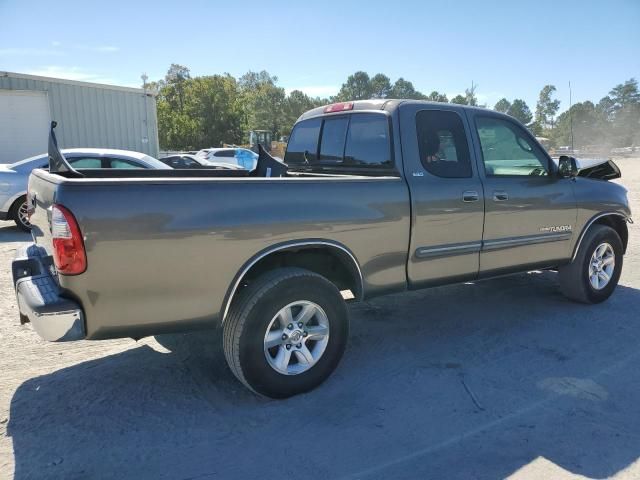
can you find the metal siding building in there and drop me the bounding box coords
[0,71,159,163]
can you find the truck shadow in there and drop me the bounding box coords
[0,223,31,243]
[7,271,640,479]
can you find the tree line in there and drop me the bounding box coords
[151,65,324,151]
[151,64,640,151]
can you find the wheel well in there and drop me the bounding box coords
[243,246,362,298]
[9,194,27,218]
[593,215,628,253]
[224,245,363,320]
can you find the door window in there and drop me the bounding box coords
[179,156,198,167]
[416,110,472,178]
[109,158,144,169]
[476,117,549,176]
[69,157,102,168]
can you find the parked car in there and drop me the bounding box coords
[0,148,170,231]
[14,101,631,398]
[159,153,243,170]
[195,147,258,170]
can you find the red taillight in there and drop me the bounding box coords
[51,204,86,275]
[324,102,354,113]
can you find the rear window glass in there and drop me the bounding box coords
[344,114,392,167]
[9,154,47,170]
[213,150,235,158]
[285,114,392,171]
[285,118,321,164]
[319,117,349,162]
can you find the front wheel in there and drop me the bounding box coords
[223,267,349,398]
[559,225,623,304]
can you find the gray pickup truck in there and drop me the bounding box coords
[13,100,631,398]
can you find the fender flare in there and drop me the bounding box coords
[571,212,629,262]
[221,239,364,323]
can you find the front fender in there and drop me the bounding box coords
[571,177,631,260]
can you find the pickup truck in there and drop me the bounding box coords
[13,100,632,398]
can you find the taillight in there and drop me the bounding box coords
[324,102,354,113]
[51,204,86,275]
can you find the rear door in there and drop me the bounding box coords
[400,104,485,287]
[468,112,577,274]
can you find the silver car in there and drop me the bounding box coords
[195,147,258,170]
[0,148,170,231]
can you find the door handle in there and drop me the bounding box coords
[493,191,509,201]
[462,191,479,202]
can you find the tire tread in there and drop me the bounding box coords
[222,267,335,395]
[559,224,622,303]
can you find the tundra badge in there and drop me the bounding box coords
[540,225,572,233]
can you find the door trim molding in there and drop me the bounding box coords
[415,241,482,259]
[415,232,571,259]
[482,232,571,251]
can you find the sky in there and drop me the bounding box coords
[1,0,639,112]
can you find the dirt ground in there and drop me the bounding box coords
[1,159,640,480]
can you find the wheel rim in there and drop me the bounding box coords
[17,201,30,227]
[588,242,615,290]
[263,300,330,375]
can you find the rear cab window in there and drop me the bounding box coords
[285,113,394,175]
[285,118,321,164]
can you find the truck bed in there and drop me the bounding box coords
[27,168,411,339]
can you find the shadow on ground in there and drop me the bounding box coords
[8,272,640,479]
[0,223,30,242]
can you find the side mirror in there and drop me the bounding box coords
[558,155,578,178]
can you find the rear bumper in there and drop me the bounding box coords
[12,244,86,341]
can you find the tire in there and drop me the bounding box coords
[223,267,349,398]
[559,225,623,304]
[11,196,31,232]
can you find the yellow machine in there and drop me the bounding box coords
[224,130,287,159]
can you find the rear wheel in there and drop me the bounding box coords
[11,196,31,232]
[559,225,623,303]
[223,267,349,398]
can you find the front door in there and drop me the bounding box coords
[400,105,485,287]
[468,113,577,275]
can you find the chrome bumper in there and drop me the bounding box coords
[12,244,85,341]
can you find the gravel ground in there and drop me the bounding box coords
[1,159,640,480]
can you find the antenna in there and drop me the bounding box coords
[569,81,574,152]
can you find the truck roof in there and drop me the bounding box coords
[296,99,497,122]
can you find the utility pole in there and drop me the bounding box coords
[569,81,574,152]
[141,73,150,147]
